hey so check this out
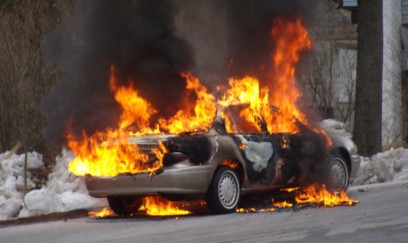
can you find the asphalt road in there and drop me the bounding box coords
[1,181,408,243]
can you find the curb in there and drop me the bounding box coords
[0,209,88,228]
[349,180,408,192]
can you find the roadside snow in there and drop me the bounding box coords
[0,152,43,220]
[352,148,408,185]
[0,149,105,220]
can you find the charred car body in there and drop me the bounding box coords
[85,116,360,215]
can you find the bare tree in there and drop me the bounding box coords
[298,42,334,119]
[0,1,70,161]
[334,48,356,130]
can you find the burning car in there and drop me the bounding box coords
[83,112,360,215]
[66,19,360,216]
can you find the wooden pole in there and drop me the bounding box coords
[4,141,22,160]
[24,150,28,198]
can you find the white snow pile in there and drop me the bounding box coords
[0,152,43,220]
[0,149,105,220]
[352,148,408,185]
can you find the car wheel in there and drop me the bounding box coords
[328,152,350,191]
[107,196,143,216]
[206,166,240,214]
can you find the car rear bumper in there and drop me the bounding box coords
[84,164,215,197]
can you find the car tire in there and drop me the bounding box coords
[206,166,240,214]
[328,151,350,191]
[107,196,143,216]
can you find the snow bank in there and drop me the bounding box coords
[0,149,105,220]
[352,148,408,185]
[0,152,43,220]
[18,149,106,218]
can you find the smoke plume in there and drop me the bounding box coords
[42,0,318,145]
[42,0,193,144]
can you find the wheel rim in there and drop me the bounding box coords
[330,158,348,189]
[218,171,239,209]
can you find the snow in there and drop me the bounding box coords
[0,119,407,221]
[0,152,41,220]
[352,148,408,185]
[0,149,105,220]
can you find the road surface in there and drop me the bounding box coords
[1,181,407,242]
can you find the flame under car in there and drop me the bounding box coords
[84,116,360,215]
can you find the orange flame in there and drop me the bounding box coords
[89,198,201,218]
[280,187,300,193]
[68,71,214,177]
[67,129,154,177]
[273,201,294,208]
[89,207,114,218]
[109,66,158,133]
[295,184,358,207]
[237,184,358,213]
[68,18,345,216]
[236,207,276,213]
[220,158,240,169]
[158,72,216,134]
[217,76,270,133]
[216,18,322,136]
[265,18,311,133]
[139,196,191,216]
[68,18,327,177]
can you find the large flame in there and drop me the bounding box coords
[67,70,213,177]
[68,17,321,177]
[109,66,158,134]
[158,72,217,134]
[265,18,312,133]
[217,19,314,134]
[67,129,155,177]
[217,76,270,133]
[67,18,349,216]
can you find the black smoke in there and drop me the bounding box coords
[42,0,193,144]
[41,0,318,145]
[224,0,318,83]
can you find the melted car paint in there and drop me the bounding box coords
[235,135,273,172]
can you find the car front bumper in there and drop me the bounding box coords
[84,164,216,198]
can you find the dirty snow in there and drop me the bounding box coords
[0,119,408,221]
